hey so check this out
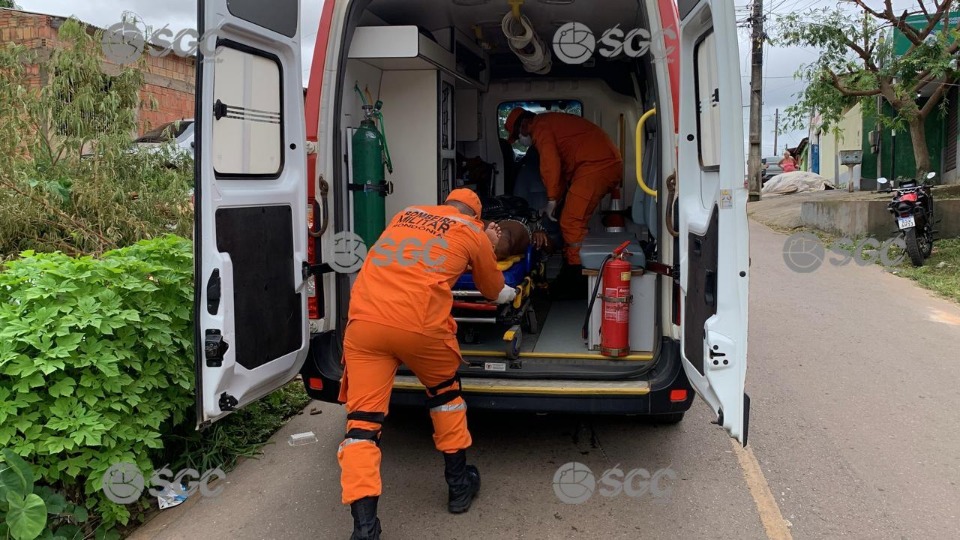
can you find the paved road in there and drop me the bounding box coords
[131,221,960,540]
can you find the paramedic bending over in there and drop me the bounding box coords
[504,107,623,296]
[338,189,517,540]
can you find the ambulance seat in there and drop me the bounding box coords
[579,231,646,271]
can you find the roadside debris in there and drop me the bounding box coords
[762,171,835,196]
[157,484,188,510]
[288,432,319,446]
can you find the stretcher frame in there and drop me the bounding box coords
[452,247,544,361]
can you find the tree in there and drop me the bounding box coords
[0,0,19,8]
[0,19,193,258]
[777,0,960,178]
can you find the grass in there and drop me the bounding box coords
[117,382,313,537]
[158,381,313,477]
[892,237,960,304]
[831,231,960,304]
[776,222,960,305]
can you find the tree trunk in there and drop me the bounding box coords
[907,117,931,179]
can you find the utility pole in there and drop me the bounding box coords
[747,0,765,202]
[773,108,779,155]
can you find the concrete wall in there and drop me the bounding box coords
[817,104,863,185]
[801,199,960,239]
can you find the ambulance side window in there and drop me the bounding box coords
[212,45,284,179]
[694,31,720,171]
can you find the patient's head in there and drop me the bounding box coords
[494,227,514,260]
[485,220,529,260]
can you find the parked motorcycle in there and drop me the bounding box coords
[877,172,937,267]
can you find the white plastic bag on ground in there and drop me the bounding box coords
[762,171,835,195]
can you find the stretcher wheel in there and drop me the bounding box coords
[522,309,539,334]
[504,325,522,360]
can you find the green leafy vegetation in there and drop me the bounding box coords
[0,449,99,540]
[0,18,313,539]
[0,236,194,530]
[161,384,312,476]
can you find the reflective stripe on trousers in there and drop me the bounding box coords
[431,402,467,414]
[338,438,377,454]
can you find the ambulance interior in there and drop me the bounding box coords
[336,0,674,366]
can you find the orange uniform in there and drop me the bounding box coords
[524,112,623,265]
[347,204,504,337]
[338,197,505,506]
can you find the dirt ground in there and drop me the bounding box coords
[747,184,960,232]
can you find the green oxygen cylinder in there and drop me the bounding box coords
[351,104,391,247]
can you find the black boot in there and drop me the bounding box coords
[444,450,480,514]
[349,496,381,540]
[550,264,587,300]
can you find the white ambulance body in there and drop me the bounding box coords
[193,0,750,445]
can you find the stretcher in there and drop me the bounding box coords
[452,246,544,360]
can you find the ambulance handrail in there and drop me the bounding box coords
[636,109,658,199]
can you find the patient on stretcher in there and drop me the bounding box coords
[483,219,558,259]
[464,220,547,277]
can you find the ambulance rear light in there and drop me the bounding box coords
[669,389,687,402]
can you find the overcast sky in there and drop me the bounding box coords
[11,0,925,159]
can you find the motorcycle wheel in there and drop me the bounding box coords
[921,229,934,258]
[921,209,934,258]
[904,228,925,267]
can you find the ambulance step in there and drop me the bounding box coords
[393,376,650,396]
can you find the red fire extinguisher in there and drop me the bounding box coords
[601,241,633,357]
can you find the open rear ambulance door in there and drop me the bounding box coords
[194,0,309,427]
[676,0,750,445]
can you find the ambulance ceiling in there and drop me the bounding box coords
[366,0,647,54]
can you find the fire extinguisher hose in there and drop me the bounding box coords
[581,254,613,340]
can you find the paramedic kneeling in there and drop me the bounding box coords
[338,189,516,540]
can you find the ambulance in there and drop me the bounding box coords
[192,0,751,445]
